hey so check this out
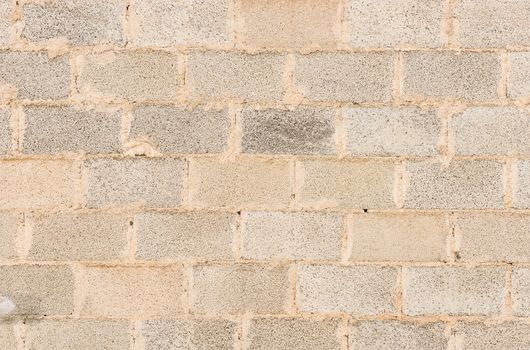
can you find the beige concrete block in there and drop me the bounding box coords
[81,266,184,318]
[350,321,448,350]
[135,211,236,260]
[512,268,530,316]
[23,106,122,154]
[86,158,185,208]
[403,160,504,209]
[345,107,441,156]
[0,108,11,154]
[0,160,78,209]
[508,52,530,99]
[77,52,179,101]
[187,51,285,101]
[403,267,505,316]
[27,212,129,261]
[455,0,530,48]
[451,107,530,156]
[297,160,395,209]
[455,213,530,262]
[22,0,124,45]
[188,158,291,209]
[140,319,237,350]
[453,322,530,350]
[242,211,342,260]
[0,212,18,260]
[130,106,230,154]
[349,213,448,262]
[247,317,341,350]
[131,0,230,46]
[0,0,10,45]
[294,52,394,102]
[0,52,69,100]
[513,161,530,209]
[297,264,398,314]
[24,319,130,350]
[241,108,335,155]
[192,264,290,314]
[0,322,16,349]
[348,0,444,48]
[402,52,501,101]
[240,0,340,49]
[0,265,74,316]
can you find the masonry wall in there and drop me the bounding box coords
[0,0,530,349]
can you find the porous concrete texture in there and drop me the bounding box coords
[344,107,441,156]
[1,0,529,347]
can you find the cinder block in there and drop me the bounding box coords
[0,52,69,100]
[455,0,530,48]
[131,0,230,46]
[192,264,290,314]
[455,213,530,262]
[0,323,16,349]
[349,213,448,262]
[247,317,341,350]
[0,212,17,259]
[297,264,398,314]
[188,158,291,209]
[0,108,10,154]
[86,158,185,208]
[23,106,121,154]
[450,107,530,156]
[350,321,448,350]
[403,160,504,209]
[294,52,394,102]
[514,161,530,208]
[22,0,124,45]
[241,211,342,260]
[187,52,285,101]
[77,52,179,101]
[24,320,130,350]
[403,266,505,316]
[0,265,74,316]
[241,108,335,155]
[27,212,129,261]
[81,266,184,318]
[512,268,530,316]
[453,322,530,349]
[130,106,229,154]
[348,0,444,48]
[344,107,441,156]
[296,160,395,209]
[508,52,530,99]
[402,52,501,101]
[140,319,237,350]
[0,160,78,209]
[0,0,10,45]
[135,211,236,260]
[239,0,340,49]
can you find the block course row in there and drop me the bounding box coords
[2,0,530,49]
[1,50,530,102]
[0,263,528,317]
[3,317,530,350]
[3,106,530,157]
[5,211,530,264]
[5,158,530,209]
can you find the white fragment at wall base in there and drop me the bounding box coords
[0,297,15,316]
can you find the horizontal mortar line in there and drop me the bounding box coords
[0,97,530,110]
[2,153,530,162]
[5,314,530,323]
[1,45,530,54]
[8,207,530,215]
[0,260,525,268]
